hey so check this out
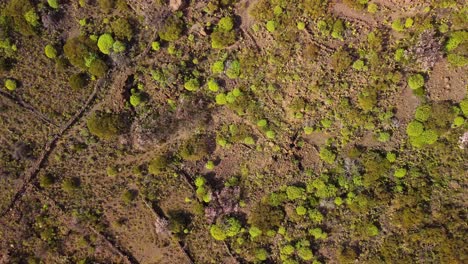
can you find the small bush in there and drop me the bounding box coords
[4,79,17,91]
[87,112,127,139]
[148,155,169,174]
[39,174,54,188]
[286,186,305,200]
[184,78,200,91]
[47,0,59,9]
[159,16,184,42]
[394,168,406,178]
[207,78,220,92]
[111,18,133,40]
[331,19,344,39]
[391,19,404,32]
[218,16,234,32]
[255,249,268,261]
[45,45,58,59]
[211,61,224,74]
[62,178,80,193]
[266,20,276,32]
[319,147,336,164]
[226,60,240,79]
[406,121,424,137]
[88,59,108,77]
[446,31,468,51]
[69,73,88,90]
[210,225,226,240]
[407,74,424,90]
[211,31,236,49]
[122,189,137,204]
[97,33,115,54]
[297,247,314,261]
[460,99,468,117]
[415,105,431,122]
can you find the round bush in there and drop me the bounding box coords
[69,73,88,90]
[4,79,17,91]
[184,78,200,91]
[408,74,424,90]
[406,121,424,137]
[44,44,57,59]
[88,59,108,77]
[97,33,115,54]
[218,16,234,32]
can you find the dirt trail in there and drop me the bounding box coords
[0,90,58,127]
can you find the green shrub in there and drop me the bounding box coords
[447,53,468,67]
[122,189,137,204]
[415,105,431,122]
[297,21,306,30]
[218,16,234,31]
[377,132,391,142]
[352,59,365,71]
[148,155,169,174]
[207,78,220,92]
[386,152,396,163]
[211,61,224,74]
[391,19,404,32]
[215,93,227,105]
[460,99,468,117]
[394,168,407,178]
[453,116,464,127]
[111,18,133,40]
[286,186,305,200]
[367,3,378,13]
[129,93,143,107]
[309,228,327,239]
[265,130,275,139]
[255,248,268,261]
[179,137,208,161]
[62,178,80,193]
[281,245,295,255]
[69,73,88,90]
[406,121,424,137]
[331,19,344,39]
[319,147,336,164]
[296,206,307,216]
[249,226,262,239]
[87,112,127,139]
[24,9,39,27]
[151,41,160,51]
[88,59,108,77]
[112,41,126,53]
[5,0,37,36]
[97,33,115,54]
[47,0,59,9]
[63,36,98,69]
[308,209,323,223]
[184,78,200,91]
[446,31,468,51]
[211,31,236,49]
[331,49,352,73]
[407,74,424,90]
[98,0,114,12]
[4,79,17,91]
[159,16,184,42]
[106,166,118,177]
[39,174,54,188]
[210,225,227,240]
[226,60,240,79]
[297,247,314,261]
[266,20,276,32]
[45,45,58,59]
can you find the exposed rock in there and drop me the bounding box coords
[170,0,185,11]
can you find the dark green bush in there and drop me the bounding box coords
[86,111,127,139]
[63,36,98,69]
[69,73,88,90]
[111,18,133,40]
[159,16,184,42]
[88,59,108,77]
[5,0,37,36]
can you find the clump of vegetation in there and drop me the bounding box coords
[4,79,17,91]
[86,112,127,139]
[97,33,115,55]
[159,16,184,42]
[69,73,88,90]
[44,45,57,59]
[407,74,425,90]
[184,78,200,91]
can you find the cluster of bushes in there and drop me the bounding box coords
[211,16,237,49]
[63,36,109,77]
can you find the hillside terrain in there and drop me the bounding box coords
[0,0,467,263]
